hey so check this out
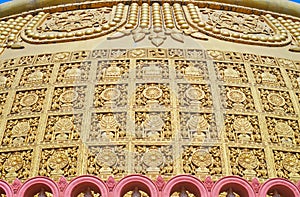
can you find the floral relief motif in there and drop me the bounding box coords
[182,146,222,178]
[87,146,126,179]
[91,49,109,59]
[136,59,169,79]
[0,59,17,69]
[224,114,261,143]
[259,88,295,115]
[186,49,206,59]
[39,147,78,180]
[286,69,300,89]
[243,54,261,64]
[89,112,127,141]
[135,112,172,140]
[277,58,295,69]
[207,50,224,61]
[221,86,255,111]
[250,65,285,87]
[214,62,248,83]
[18,56,35,66]
[97,60,129,82]
[70,51,90,62]
[34,54,53,65]
[56,61,91,83]
[50,86,86,111]
[273,151,300,181]
[229,148,268,180]
[135,83,170,108]
[0,150,32,182]
[134,145,173,177]
[223,51,243,62]
[175,60,207,81]
[2,117,39,147]
[266,117,299,145]
[0,69,17,90]
[52,52,70,63]
[11,89,46,114]
[44,114,82,142]
[19,64,53,87]
[94,84,127,108]
[260,56,277,66]
[180,112,217,140]
[0,92,7,115]
[178,84,212,108]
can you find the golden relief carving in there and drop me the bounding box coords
[215,62,248,83]
[225,114,261,143]
[259,88,295,115]
[2,117,39,147]
[39,147,78,179]
[94,84,127,108]
[273,150,300,181]
[21,4,128,44]
[266,117,299,145]
[180,113,217,140]
[182,146,222,178]
[44,114,82,142]
[221,86,255,111]
[251,64,285,87]
[0,69,16,90]
[97,60,129,82]
[20,64,53,87]
[11,89,46,115]
[229,148,268,180]
[87,146,126,179]
[89,112,126,141]
[0,47,299,181]
[56,61,91,83]
[178,84,212,109]
[135,112,172,140]
[51,86,86,111]
[134,145,173,177]
[135,83,170,108]
[0,150,32,182]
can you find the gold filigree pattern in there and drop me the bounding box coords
[89,112,126,141]
[2,117,39,147]
[229,148,268,180]
[87,146,126,179]
[50,86,86,111]
[94,84,127,108]
[11,89,46,114]
[44,114,82,142]
[225,114,261,143]
[182,146,222,178]
[39,147,78,180]
[19,64,53,87]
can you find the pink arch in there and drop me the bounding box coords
[0,180,13,197]
[17,176,59,197]
[64,175,109,197]
[113,174,159,197]
[259,178,300,197]
[162,175,209,197]
[211,176,256,197]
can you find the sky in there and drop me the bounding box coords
[0,0,299,5]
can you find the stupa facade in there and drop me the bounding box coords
[0,0,300,196]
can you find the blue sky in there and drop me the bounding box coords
[0,0,299,4]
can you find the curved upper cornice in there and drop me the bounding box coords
[0,0,300,19]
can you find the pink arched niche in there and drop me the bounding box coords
[259,178,300,197]
[113,174,159,197]
[211,176,256,197]
[17,176,59,197]
[0,180,13,197]
[64,175,109,197]
[162,175,209,197]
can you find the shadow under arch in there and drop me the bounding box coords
[113,174,159,197]
[63,175,109,197]
[258,178,300,197]
[0,180,13,197]
[17,176,59,197]
[210,176,256,197]
[162,175,209,197]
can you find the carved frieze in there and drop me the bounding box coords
[97,60,129,82]
[214,62,248,84]
[56,61,91,84]
[44,114,82,142]
[94,84,127,108]
[19,64,53,87]
[2,117,39,147]
[250,65,285,87]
